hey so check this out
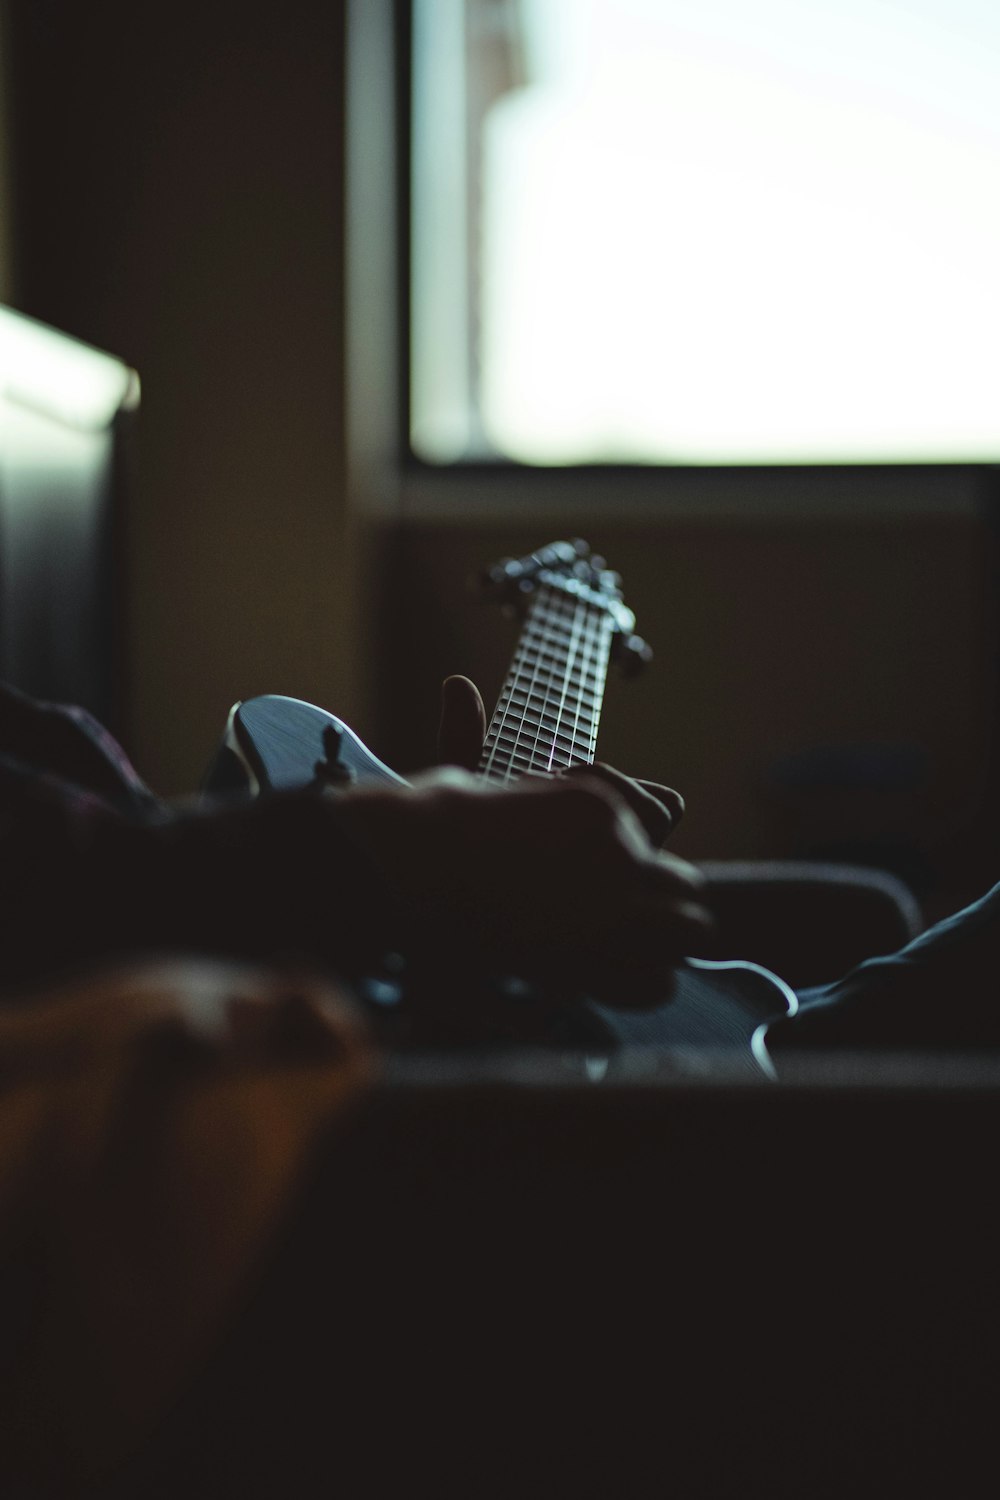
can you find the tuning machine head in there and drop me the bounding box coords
[480,539,591,601]
[613,632,654,678]
[480,540,651,673]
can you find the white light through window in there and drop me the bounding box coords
[412,0,1000,465]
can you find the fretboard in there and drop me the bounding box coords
[478,580,616,783]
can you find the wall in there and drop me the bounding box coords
[5,0,358,794]
[0,1,11,302]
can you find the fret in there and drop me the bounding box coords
[520,621,604,653]
[519,629,604,655]
[485,714,590,744]
[498,699,601,729]
[497,687,602,723]
[487,726,588,759]
[525,599,608,633]
[481,747,587,780]
[480,746,560,777]
[519,620,595,651]
[504,671,604,697]
[479,761,561,784]
[489,711,598,749]
[515,631,603,664]
[483,734,597,777]
[491,693,600,731]
[488,715,588,742]
[517,607,613,644]
[516,616,611,659]
[489,750,535,774]
[485,712,597,749]
[518,660,603,679]
[503,657,605,687]
[500,702,602,732]
[479,583,619,782]
[504,670,605,703]
[499,686,602,718]
[510,635,591,661]
[491,726,593,768]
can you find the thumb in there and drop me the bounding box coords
[437,675,487,770]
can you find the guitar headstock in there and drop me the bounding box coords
[481,539,652,675]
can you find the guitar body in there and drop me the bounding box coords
[207,693,796,1078]
[209,694,406,795]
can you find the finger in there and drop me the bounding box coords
[636,780,685,836]
[437,675,487,771]
[617,885,715,952]
[583,898,717,1010]
[522,896,714,1012]
[565,762,683,847]
[641,850,707,896]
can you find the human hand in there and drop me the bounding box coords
[333,766,711,1007]
[437,673,686,849]
[437,674,488,772]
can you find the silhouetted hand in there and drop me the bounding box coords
[437,672,686,848]
[333,766,710,1008]
[437,674,488,773]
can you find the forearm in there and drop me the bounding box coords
[0,764,394,991]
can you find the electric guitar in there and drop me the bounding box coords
[205,541,796,1077]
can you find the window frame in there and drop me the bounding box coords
[347,0,995,525]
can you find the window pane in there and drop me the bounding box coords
[411,0,1000,465]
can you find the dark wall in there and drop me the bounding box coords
[5,0,355,793]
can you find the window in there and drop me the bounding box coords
[411,0,1000,467]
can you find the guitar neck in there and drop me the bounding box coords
[478,580,616,783]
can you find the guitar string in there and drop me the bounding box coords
[524,585,584,775]
[586,613,615,761]
[499,589,606,776]
[556,593,604,771]
[575,602,613,765]
[580,605,610,762]
[537,585,601,774]
[480,583,560,782]
[514,585,588,782]
[481,583,585,782]
[514,588,561,775]
[553,587,606,767]
[537,587,594,773]
[481,580,614,781]
[479,586,539,781]
[479,585,551,780]
[526,585,607,775]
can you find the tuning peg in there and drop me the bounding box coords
[480,556,523,597]
[482,540,604,607]
[539,540,592,577]
[615,634,653,678]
